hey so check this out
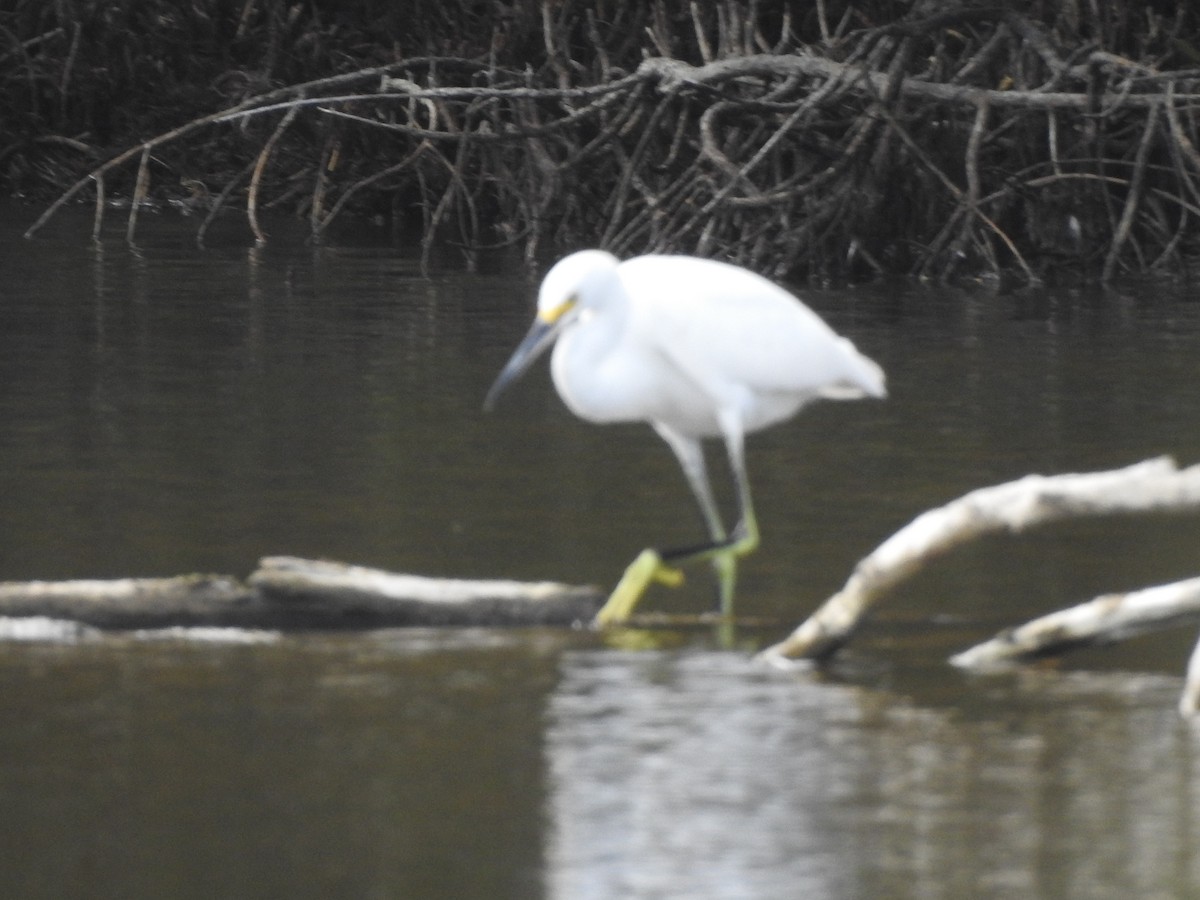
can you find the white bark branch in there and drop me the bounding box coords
[949,577,1200,667]
[635,54,1200,110]
[758,457,1200,666]
[247,556,601,626]
[0,559,602,630]
[1183,632,1200,716]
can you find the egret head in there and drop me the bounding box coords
[537,249,620,319]
[484,250,620,411]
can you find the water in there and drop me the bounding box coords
[3,205,1200,898]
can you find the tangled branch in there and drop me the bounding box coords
[16,2,1200,280]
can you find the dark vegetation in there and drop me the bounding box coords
[6,1,1200,281]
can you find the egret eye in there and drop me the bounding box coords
[539,294,577,325]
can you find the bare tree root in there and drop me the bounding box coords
[16,3,1200,280]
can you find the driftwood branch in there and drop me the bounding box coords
[0,558,601,631]
[1183,633,1200,716]
[950,576,1200,667]
[247,556,601,627]
[758,456,1200,715]
[0,574,258,629]
[758,457,1200,665]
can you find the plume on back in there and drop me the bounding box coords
[617,255,886,404]
[818,337,887,401]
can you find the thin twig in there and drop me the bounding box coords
[1102,103,1159,281]
[247,101,302,245]
[126,146,151,243]
[91,174,104,241]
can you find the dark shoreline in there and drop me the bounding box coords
[7,2,1200,281]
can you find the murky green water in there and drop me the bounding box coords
[3,206,1200,898]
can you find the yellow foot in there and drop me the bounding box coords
[593,548,684,626]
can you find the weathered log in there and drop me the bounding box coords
[949,576,1200,668]
[0,615,99,642]
[247,556,603,627]
[0,560,603,631]
[758,457,1200,665]
[0,575,261,629]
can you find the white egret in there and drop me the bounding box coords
[485,249,885,625]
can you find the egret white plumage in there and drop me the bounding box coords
[485,249,885,625]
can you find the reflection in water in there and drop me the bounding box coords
[0,630,558,899]
[545,650,1200,899]
[546,651,866,898]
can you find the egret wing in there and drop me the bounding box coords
[618,256,885,401]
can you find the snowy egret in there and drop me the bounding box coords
[485,249,885,625]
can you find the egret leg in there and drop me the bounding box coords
[593,425,747,626]
[594,549,685,626]
[594,428,714,626]
[654,419,759,617]
[658,423,760,617]
[653,426,743,613]
[715,418,759,615]
[653,426,727,545]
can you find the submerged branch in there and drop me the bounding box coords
[950,577,1200,667]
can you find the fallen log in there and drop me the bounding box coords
[0,560,602,631]
[0,575,261,629]
[247,556,603,627]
